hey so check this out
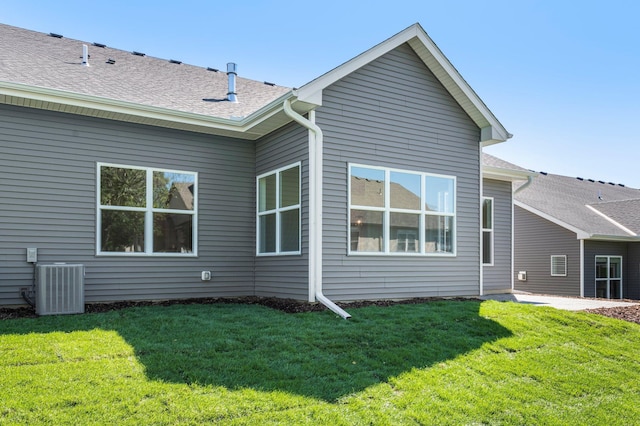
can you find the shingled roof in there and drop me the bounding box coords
[0,23,290,119]
[0,23,297,139]
[514,171,640,239]
[1,22,514,146]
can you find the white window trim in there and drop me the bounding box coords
[96,162,198,257]
[550,255,567,277]
[256,162,302,256]
[595,255,623,299]
[348,163,457,256]
[482,197,494,266]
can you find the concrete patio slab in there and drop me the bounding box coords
[480,293,639,311]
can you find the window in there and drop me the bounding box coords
[550,255,567,276]
[595,256,622,299]
[97,163,197,255]
[349,164,456,255]
[257,163,301,255]
[482,197,493,265]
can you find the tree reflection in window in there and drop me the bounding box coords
[98,164,196,255]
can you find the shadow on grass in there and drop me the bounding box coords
[0,300,511,402]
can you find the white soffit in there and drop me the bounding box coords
[483,166,537,182]
[0,81,297,140]
[295,23,510,145]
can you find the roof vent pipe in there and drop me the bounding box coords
[82,44,89,66]
[227,62,238,103]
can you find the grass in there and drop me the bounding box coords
[1,300,639,425]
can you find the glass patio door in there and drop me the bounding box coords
[595,256,622,299]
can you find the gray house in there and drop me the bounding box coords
[513,172,640,299]
[0,22,518,316]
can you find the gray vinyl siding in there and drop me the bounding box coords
[513,206,581,296]
[482,179,512,294]
[0,104,256,305]
[583,240,628,298]
[254,122,309,300]
[317,43,482,301]
[627,243,640,300]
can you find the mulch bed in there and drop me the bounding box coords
[2,296,640,325]
[584,304,640,325]
[0,296,465,320]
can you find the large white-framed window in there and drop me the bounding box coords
[97,163,197,256]
[595,256,623,299]
[348,164,456,256]
[257,163,301,256]
[550,255,567,276]
[482,197,494,265]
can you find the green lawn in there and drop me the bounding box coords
[1,300,639,425]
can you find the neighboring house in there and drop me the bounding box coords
[0,22,518,315]
[513,172,640,299]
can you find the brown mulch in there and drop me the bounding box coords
[584,304,640,325]
[0,296,468,320]
[2,296,640,324]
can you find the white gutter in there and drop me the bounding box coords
[0,81,295,140]
[283,97,351,319]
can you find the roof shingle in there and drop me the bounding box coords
[0,23,290,119]
[515,171,640,238]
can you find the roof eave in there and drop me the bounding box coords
[295,23,510,145]
[585,234,640,242]
[514,200,590,239]
[483,166,537,182]
[0,81,297,140]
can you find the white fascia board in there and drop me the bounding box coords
[514,200,590,239]
[0,81,296,138]
[482,166,537,182]
[294,25,424,106]
[585,205,637,237]
[587,234,640,242]
[294,23,510,145]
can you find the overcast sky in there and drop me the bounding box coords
[3,0,639,187]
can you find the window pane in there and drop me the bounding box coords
[390,172,420,210]
[609,257,622,278]
[259,213,276,253]
[425,215,454,253]
[390,213,419,252]
[280,166,300,208]
[259,174,277,212]
[154,172,195,210]
[100,167,145,207]
[350,209,384,252]
[595,257,608,279]
[153,213,193,253]
[280,209,300,252]
[610,280,622,299]
[351,167,385,207]
[482,199,493,229]
[101,210,145,252]
[425,176,454,213]
[482,231,492,264]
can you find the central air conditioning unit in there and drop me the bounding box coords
[36,264,85,315]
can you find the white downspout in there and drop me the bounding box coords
[479,147,484,296]
[579,239,585,297]
[514,176,534,194]
[283,97,351,319]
